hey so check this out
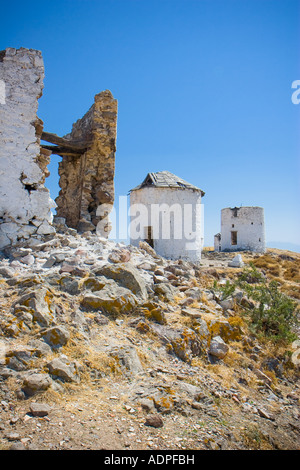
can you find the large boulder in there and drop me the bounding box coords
[228,254,244,268]
[15,288,55,327]
[47,356,80,383]
[22,372,52,396]
[93,263,148,300]
[41,326,70,349]
[153,282,175,302]
[150,324,204,363]
[200,313,240,342]
[5,346,36,371]
[208,336,229,359]
[81,283,138,316]
[109,345,143,376]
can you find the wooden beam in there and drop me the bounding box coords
[41,131,91,151]
[41,145,82,157]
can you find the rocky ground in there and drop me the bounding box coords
[0,222,299,451]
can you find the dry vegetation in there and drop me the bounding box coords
[245,249,300,300]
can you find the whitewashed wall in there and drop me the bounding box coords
[220,207,266,253]
[129,186,203,262]
[0,48,55,249]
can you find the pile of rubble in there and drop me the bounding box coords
[0,224,299,450]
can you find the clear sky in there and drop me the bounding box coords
[1,0,300,250]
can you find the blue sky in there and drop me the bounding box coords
[1,0,300,249]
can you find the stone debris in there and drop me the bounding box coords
[55,90,118,236]
[29,402,51,417]
[21,373,52,397]
[0,217,299,450]
[41,326,70,349]
[208,336,229,359]
[144,414,164,428]
[46,356,80,383]
[228,254,244,268]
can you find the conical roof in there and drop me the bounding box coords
[130,171,205,196]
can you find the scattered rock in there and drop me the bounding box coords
[28,339,52,357]
[29,402,51,417]
[228,254,244,268]
[19,254,35,265]
[6,432,21,441]
[153,283,175,302]
[108,249,131,263]
[218,297,235,311]
[60,263,77,274]
[47,356,80,383]
[77,219,96,233]
[139,398,155,412]
[41,326,70,348]
[252,367,273,385]
[16,288,55,327]
[22,373,52,396]
[42,257,56,268]
[181,307,202,319]
[9,442,26,450]
[0,266,14,278]
[139,241,161,259]
[257,407,275,420]
[208,336,229,359]
[150,323,204,363]
[5,346,36,371]
[0,232,299,450]
[109,345,143,376]
[144,414,164,428]
[143,302,167,324]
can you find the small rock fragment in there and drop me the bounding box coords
[9,442,26,450]
[144,414,164,428]
[29,402,51,417]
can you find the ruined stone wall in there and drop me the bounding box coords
[0,47,117,247]
[220,206,266,253]
[0,47,55,249]
[55,90,118,236]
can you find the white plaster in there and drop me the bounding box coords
[0,79,5,104]
[129,186,203,262]
[0,48,55,249]
[219,206,266,253]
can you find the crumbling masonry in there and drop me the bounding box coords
[44,90,117,233]
[0,47,55,249]
[0,47,117,249]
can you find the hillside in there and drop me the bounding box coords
[0,224,299,451]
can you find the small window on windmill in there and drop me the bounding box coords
[231,231,237,246]
[145,226,154,248]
